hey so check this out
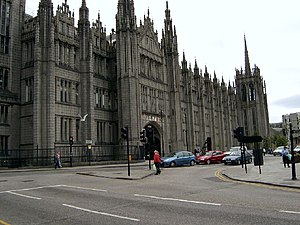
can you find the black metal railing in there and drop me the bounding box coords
[0,144,145,168]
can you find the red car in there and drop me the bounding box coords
[196,150,225,164]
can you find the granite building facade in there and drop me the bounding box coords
[0,0,269,159]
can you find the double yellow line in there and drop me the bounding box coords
[0,220,10,225]
[215,169,300,193]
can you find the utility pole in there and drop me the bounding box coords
[289,123,297,180]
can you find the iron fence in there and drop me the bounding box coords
[0,144,145,168]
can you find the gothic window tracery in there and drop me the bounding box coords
[241,84,247,102]
[249,82,256,101]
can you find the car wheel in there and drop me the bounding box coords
[237,160,241,165]
[207,159,211,165]
[224,162,227,165]
[170,161,176,167]
[190,160,195,166]
[249,158,252,163]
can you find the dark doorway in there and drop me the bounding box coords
[144,124,161,159]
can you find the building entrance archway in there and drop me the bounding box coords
[143,124,161,160]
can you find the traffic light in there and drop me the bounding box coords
[146,126,154,144]
[206,137,212,150]
[121,127,128,139]
[140,129,147,142]
[233,127,244,142]
[69,136,74,145]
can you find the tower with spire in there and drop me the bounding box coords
[235,35,269,138]
[34,0,56,150]
[162,1,184,150]
[116,0,141,145]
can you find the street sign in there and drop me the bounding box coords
[242,135,263,143]
[86,140,93,144]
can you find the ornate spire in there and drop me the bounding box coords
[244,34,251,76]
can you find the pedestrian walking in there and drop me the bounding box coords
[153,150,161,175]
[281,146,290,168]
[54,151,62,169]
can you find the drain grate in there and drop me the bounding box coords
[0,180,7,182]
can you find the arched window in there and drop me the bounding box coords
[249,83,256,101]
[241,84,247,102]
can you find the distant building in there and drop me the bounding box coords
[282,113,300,146]
[0,0,269,160]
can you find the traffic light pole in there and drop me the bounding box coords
[289,123,297,180]
[69,136,73,167]
[126,132,130,177]
[242,142,247,174]
[70,144,73,167]
[121,126,130,176]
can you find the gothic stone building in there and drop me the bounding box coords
[0,0,269,159]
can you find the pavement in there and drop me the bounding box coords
[1,156,299,189]
[221,155,300,189]
[76,161,156,180]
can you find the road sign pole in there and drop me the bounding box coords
[290,123,297,180]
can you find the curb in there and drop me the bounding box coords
[76,171,155,180]
[221,172,300,190]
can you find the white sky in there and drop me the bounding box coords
[26,0,300,123]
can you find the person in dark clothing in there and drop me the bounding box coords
[281,146,290,168]
[153,150,161,175]
[54,152,62,169]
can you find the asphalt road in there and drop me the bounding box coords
[0,158,299,225]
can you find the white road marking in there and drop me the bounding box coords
[0,185,63,194]
[63,204,140,222]
[134,194,221,206]
[279,210,300,215]
[6,191,41,200]
[60,185,107,192]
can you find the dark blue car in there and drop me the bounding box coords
[222,151,252,165]
[161,151,196,167]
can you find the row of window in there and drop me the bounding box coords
[57,42,78,69]
[241,83,256,102]
[57,78,79,104]
[140,56,163,81]
[24,77,117,111]
[95,87,117,110]
[58,117,117,144]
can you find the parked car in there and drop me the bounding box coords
[224,146,242,156]
[273,146,286,156]
[293,146,300,154]
[222,151,252,165]
[196,150,225,164]
[161,151,196,167]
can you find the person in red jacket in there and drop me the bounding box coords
[153,150,161,175]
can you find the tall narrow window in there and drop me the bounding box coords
[76,119,80,141]
[0,0,10,54]
[0,135,8,156]
[241,84,247,102]
[25,78,33,102]
[0,67,8,90]
[75,83,79,104]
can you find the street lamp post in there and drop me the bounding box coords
[185,113,189,152]
[160,110,165,157]
[289,123,297,180]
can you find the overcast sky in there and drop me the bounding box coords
[26,0,300,123]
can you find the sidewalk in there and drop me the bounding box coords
[76,161,155,180]
[221,155,300,189]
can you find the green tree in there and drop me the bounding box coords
[272,135,288,147]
